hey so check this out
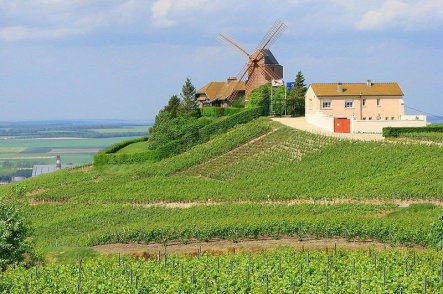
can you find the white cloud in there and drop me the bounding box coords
[150,0,221,28]
[356,0,443,30]
[0,0,147,41]
[151,0,176,28]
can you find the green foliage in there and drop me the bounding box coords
[231,95,244,108]
[163,95,181,117]
[383,125,443,142]
[201,107,221,117]
[1,249,442,293]
[0,201,32,270]
[180,78,198,116]
[247,84,271,115]
[287,71,307,116]
[93,136,151,166]
[201,107,244,118]
[199,107,263,141]
[223,107,243,116]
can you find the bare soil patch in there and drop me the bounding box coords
[93,237,422,258]
[133,198,443,209]
[29,197,68,205]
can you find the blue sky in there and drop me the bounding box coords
[0,0,442,121]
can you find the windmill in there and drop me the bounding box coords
[218,20,287,102]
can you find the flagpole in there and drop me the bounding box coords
[284,80,287,116]
[270,82,273,116]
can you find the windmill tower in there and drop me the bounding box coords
[218,20,287,101]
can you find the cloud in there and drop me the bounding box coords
[0,0,147,41]
[151,0,176,28]
[150,0,221,28]
[356,0,443,30]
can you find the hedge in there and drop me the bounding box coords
[201,107,221,117]
[201,107,244,118]
[223,107,243,116]
[383,126,443,137]
[93,136,155,166]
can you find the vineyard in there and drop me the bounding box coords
[2,118,441,203]
[0,116,442,292]
[1,248,442,293]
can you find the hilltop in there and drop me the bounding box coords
[0,116,442,259]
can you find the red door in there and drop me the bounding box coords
[334,118,350,133]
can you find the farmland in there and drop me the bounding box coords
[1,249,442,293]
[0,120,149,180]
[0,116,442,292]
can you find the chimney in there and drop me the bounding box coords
[227,77,237,83]
[337,82,343,93]
[367,80,372,87]
[56,155,62,170]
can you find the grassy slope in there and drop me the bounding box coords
[0,118,442,256]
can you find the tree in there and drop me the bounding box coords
[163,95,181,118]
[0,201,32,271]
[287,71,307,116]
[180,77,197,113]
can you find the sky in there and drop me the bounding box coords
[0,0,442,121]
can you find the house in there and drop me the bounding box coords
[305,80,427,133]
[196,77,246,108]
[32,155,72,177]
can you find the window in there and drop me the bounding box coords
[377,98,381,106]
[345,99,353,108]
[385,117,389,120]
[391,117,394,120]
[362,117,366,120]
[322,99,331,109]
[368,117,372,120]
[362,98,366,106]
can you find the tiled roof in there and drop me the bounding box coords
[196,79,246,101]
[311,82,404,96]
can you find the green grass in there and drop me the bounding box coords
[117,141,150,154]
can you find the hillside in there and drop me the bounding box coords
[0,117,442,259]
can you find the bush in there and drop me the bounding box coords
[0,202,33,271]
[383,126,443,138]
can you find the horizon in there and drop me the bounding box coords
[1,1,442,121]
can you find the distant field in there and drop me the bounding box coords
[0,123,149,178]
[91,126,148,134]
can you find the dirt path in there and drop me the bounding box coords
[132,198,443,209]
[93,237,422,257]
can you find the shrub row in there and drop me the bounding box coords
[201,107,244,118]
[93,136,152,166]
[383,125,443,137]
